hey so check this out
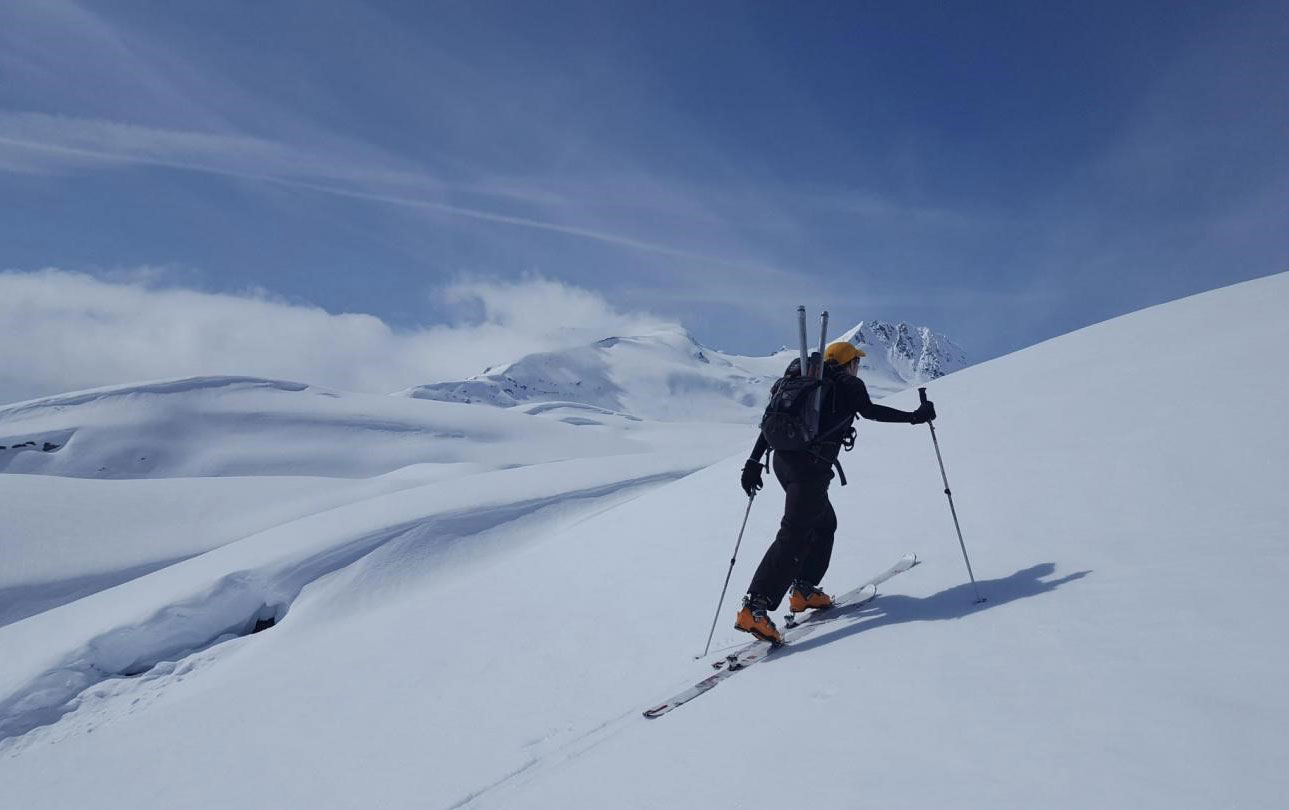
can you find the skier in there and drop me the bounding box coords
[734,340,936,644]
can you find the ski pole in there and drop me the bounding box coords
[918,387,986,604]
[697,493,756,658]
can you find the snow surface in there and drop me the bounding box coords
[0,377,741,620]
[0,375,651,478]
[1,275,1287,809]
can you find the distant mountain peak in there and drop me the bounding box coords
[835,320,967,383]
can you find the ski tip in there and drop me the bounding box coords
[643,705,669,719]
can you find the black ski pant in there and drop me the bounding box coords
[747,452,837,610]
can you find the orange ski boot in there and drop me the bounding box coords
[734,595,783,645]
[788,581,835,613]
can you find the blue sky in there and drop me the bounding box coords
[1,0,1286,396]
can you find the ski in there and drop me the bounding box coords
[643,553,919,719]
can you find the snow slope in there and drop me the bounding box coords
[1,273,1287,809]
[0,376,744,624]
[402,320,962,421]
[0,375,650,478]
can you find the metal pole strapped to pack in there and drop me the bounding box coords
[814,311,829,419]
[817,311,829,375]
[797,306,808,374]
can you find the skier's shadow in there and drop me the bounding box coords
[773,562,1090,660]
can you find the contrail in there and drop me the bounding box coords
[0,134,783,274]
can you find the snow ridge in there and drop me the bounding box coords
[0,464,699,747]
[0,376,309,419]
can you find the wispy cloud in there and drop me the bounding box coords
[0,2,832,293]
[0,111,555,203]
[0,111,797,279]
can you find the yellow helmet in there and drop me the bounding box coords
[824,340,866,366]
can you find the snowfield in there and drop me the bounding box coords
[1,275,1287,809]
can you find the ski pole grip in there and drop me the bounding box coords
[918,387,928,405]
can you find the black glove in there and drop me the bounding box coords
[909,400,937,425]
[740,458,765,497]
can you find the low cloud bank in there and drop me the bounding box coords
[0,269,674,405]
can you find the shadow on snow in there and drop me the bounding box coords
[774,562,1091,660]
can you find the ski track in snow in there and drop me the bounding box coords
[447,706,644,810]
[446,584,916,809]
[0,470,692,749]
[446,561,1096,809]
[448,570,918,809]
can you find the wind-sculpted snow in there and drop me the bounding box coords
[0,373,748,625]
[520,401,642,421]
[0,470,480,625]
[0,376,310,418]
[0,457,705,748]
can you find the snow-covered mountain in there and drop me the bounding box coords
[400,327,769,423]
[839,319,968,382]
[2,274,1287,809]
[401,320,965,422]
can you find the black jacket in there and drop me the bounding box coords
[749,360,915,465]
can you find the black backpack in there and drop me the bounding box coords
[759,357,825,452]
[759,358,857,485]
